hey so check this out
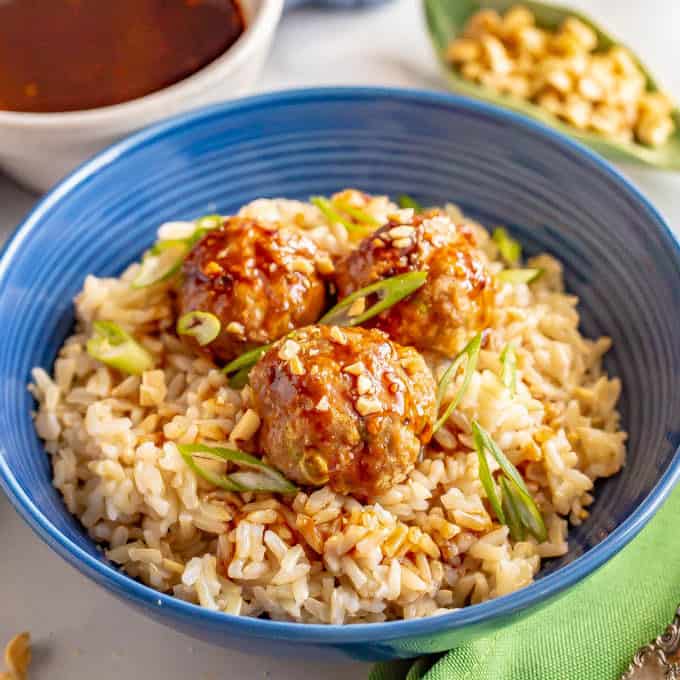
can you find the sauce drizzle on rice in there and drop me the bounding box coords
[29,189,626,623]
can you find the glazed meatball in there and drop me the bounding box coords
[333,211,492,356]
[178,217,327,362]
[250,325,436,499]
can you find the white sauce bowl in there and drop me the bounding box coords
[0,0,283,193]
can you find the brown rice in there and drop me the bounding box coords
[29,192,626,623]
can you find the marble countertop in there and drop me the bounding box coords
[2,1,679,678]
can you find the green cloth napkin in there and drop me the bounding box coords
[371,483,680,680]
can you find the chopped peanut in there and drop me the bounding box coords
[230,408,261,441]
[356,374,373,395]
[314,252,335,275]
[278,339,300,361]
[355,396,382,416]
[226,321,245,336]
[446,4,675,147]
[3,632,31,680]
[446,37,480,63]
[289,355,305,376]
[347,297,366,318]
[139,369,167,407]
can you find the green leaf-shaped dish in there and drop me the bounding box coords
[423,0,680,169]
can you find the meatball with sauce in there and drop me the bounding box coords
[178,217,327,362]
[250,325,437,499]
[333,211,492,356]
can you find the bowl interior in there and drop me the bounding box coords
[1,89,679,617]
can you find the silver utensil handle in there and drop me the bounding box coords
[621,605,680,679]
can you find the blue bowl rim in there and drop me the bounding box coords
[1,86,680,644]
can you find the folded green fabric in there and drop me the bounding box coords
[371,483,680,680]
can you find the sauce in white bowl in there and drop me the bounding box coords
[0,0,282,192]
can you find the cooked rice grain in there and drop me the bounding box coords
[29,195,626,623]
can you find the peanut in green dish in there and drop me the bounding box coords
[446,4,675,147]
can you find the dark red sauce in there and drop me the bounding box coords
[0,0,245,113]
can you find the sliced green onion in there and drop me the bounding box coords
[472,421,528,494]
[471,421,547,542]
[222,272,427,387]
[216,449,297,495]
[178,445,241,492]
[332,199,380,228]
[86,321,154,375]
[311,196,372,235]
[500,475,526,541]
[132,241,189,289]
[229,470,296,495]
[492,227,521,265]
[135,216,222,289]
[397,194,423,212]
[319,271,428,327]
[178,443,298,495]
[223,272,426,386]
[222,343,272,386]
[194,214,223,231]
[149,238,189,256]
[512,483,548,543]
[500,343,517,397]
[228,365,253,390]
[433,332,482,434]
[311,196,350,229]
[475,436,505,525]
[496,268,543,284]
[185,215,223,247]
[177,311,221,346]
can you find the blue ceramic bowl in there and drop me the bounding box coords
[1,88,679,661]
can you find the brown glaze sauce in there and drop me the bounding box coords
[179,217,326,363]
[250,326,437,499]
[333,213,493,356]
[0,0,245,113]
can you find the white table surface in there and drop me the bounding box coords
[2,1,680,678]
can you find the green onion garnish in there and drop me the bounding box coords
[473,421,531,497]
[476,430,505,524]
[332,199,380,228]
[179,445,241,492]
[511,480,548,543]
[86,321,154,375]
[223,271,427,387]
[222,343,272,387]
[133,215,223,289]
[132,241,190,289]
[229,470,296,494]
[194,214,222,231]
[310,196,373,235]
[492,227,521,265]
[177,311,221,347]
[496,268,543,284]
[149,238,189,256]
[472,420,547,542]
[319,271,428,327]
[433,332,482,434]
[499,475,525,541]
[500,343,517,397]
[228,365,254,390]
[397,195,423,212]
[184,214,224,248]
[178,443,298,495]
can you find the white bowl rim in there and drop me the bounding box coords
[0,0,283,130]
